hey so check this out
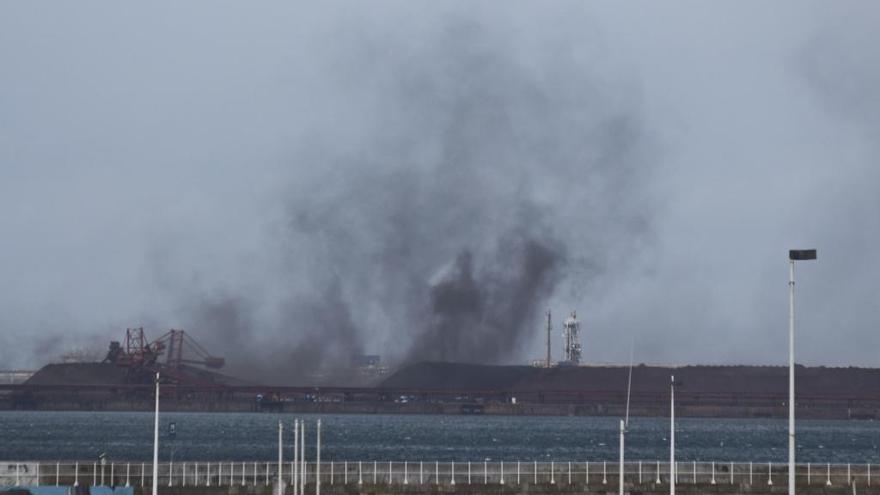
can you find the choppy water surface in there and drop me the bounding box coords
[2,411,879,463]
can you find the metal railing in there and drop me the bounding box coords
[0,460,874,488]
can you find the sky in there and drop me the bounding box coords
[1,1,878,377]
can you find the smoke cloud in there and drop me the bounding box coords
[154,10,654,383]
[5,2,879,378]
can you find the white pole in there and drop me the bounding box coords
[278,420,284,495]
[300,422,306,495]
[620,419,625,495]
[670,375,675,495]
[316,419,321,495]
[789,259,796,495]
[152,372,160,495]
[294,420,299,495]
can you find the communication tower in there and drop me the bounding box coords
[562,311,582,365]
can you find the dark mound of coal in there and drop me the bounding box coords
[24,362,247,387]
[25,363,128,386]
[381,361,880,396]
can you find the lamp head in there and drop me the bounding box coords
[789,249,817,261]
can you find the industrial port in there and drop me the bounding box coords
[3,313,880,420]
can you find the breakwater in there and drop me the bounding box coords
[3,461,880,494]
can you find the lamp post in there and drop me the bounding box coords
[278,421,284,495]
[670,375,675,495]
[152,372,160,495]
[788,249,816,495]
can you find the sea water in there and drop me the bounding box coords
[1,411,879,463]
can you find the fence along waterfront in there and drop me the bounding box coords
[0,460,874,488]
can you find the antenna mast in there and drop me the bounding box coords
[545,310,552,368]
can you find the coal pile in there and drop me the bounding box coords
[23,362,247,387]
[25,363,129,386]
[381,361,880,397]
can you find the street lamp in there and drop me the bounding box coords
[788,249,816,495]
[152,372,160,495]
[669,375,676,495]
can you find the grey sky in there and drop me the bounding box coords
[1,2,878,375]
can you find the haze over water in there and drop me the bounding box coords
[2,412,880,463]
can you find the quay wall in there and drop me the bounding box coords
[2,396,875,420]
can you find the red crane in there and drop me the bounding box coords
[104,328,225,385]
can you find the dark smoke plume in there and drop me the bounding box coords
[167,12,653,383]
[410,236,563,364]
